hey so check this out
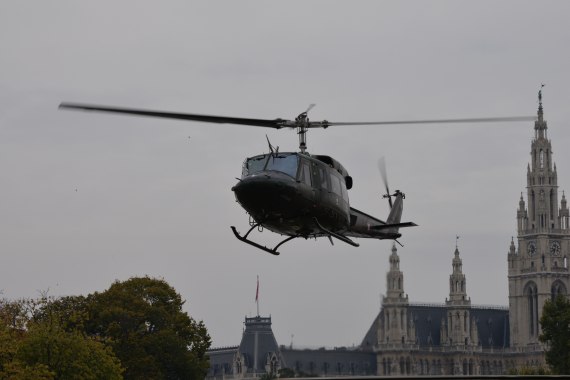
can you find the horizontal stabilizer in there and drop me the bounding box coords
[370,222,418,231]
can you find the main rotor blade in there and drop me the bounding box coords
[59,103,289,128]
[323,115,536,127]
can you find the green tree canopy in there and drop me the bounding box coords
[540,295,570,374]
[1,297,122,380]
[1,277,209,379]
[17,320,123,380]
[85,276,211,380]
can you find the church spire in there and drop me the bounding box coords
[447,244,470,305]
[535,84,547,139]
[538,84,545,122]
[525,85,560,231]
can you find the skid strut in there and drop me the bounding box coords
[313,218,359,247]
[231,224,297,256]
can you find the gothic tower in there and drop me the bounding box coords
[378,244,415,345]
[443,245,478,347]
[508,89,570,347]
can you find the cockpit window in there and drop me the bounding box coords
[243,153,299,178]
[265,154,298,178]
[243,155,266,176]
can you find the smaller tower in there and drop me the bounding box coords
[234,316,282,377]
[517,193,528,233]
[560,191,569,229]
[444,243,474,347]
[379,244,414,345]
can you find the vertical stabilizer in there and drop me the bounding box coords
[387,192,404,225]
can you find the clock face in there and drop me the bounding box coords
[527,241,537,257]
[550,241,561,256]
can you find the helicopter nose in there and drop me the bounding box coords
[232,173,296,216]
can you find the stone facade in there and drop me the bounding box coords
[508,90,570,348]
[367,244,541,376]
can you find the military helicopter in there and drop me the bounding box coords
[59,102,535,255]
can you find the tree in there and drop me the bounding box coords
[86,276,211,380]
[1,297,123,380]
[540,295,570,374]
[16,320,123,380]
[0,300,54,379]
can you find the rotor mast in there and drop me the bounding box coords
[295,104,315,154]
[297,124,308,154]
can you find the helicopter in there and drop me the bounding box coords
[59,102,535,255]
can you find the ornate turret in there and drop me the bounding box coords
[561,191,569,229]
[526,87,560,232]
[379,244,414,346]
[444,243,474,347]
[447,245,470,305]
[517,193,528,233]
[386,244,406,300]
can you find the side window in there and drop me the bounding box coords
[319,167,329,190]
[340,180,349,202]
[330,172,342,195]
[298,161,312,186]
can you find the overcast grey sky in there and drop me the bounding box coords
[2,1,570,348]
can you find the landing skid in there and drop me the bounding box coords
[231,224,297,256]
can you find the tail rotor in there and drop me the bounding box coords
[378,157,393,208]
[378,157,405,210]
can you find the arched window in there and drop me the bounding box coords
[551,281,567,300]
[525,282,538,336]
[540,149,544,168]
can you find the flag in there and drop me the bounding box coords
[255,275,259,302]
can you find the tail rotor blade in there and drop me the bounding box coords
[378,157,393,208]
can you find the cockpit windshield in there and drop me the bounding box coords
[243,153,299,178]
[243,155,267,176]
